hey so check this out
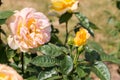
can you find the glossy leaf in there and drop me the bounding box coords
[92,61,110,80]
[0,11,14,19]
[38,69,57,80]
[24,54,31,67]
[39,43,64,57]
[76,66,87,78]
[87,41,104,53]
[25,76,37,80]
[89,22,99,29]
[85,50,100,63]
[46,76,61,80]
[31,55,57,67]
[74,12,94,36]
[75,12,89,28]
[100,53,120,64]
[59,55,73,75]
[59,12,72,24]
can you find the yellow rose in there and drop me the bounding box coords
[50,0,79,14]
[0,64,23,80]
[74,27,90,46]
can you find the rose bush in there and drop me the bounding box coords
[7,8,51,52]
[0,0,120,80]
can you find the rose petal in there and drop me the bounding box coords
[7,35,19,50]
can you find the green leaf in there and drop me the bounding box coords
[0,11,14,19]
[87,28,94,37]
[76,66,87,78]
[116,0,120,9]
[74,12,94,37]
[92,61,110,80]
[59,12,72,24]
[24,54,31,67]
[89,22,99,29]
[87,41,120,64]
[59,55,73,75]
[72,74,81,80]
[100,53,120,64]
[85,50,100,63]
[87,41,104,53]
[0,46,8,63]
[25,66,38,73]
[6,47,16,59]
[39,43,64,57]
[31,55,57,67]
[38,69,57,80]
[50,34,62,44]
[46,76,61,80]
[9,63,21,73]
[85,77,92,80]
[0,19,6,25]
[25,76,37,80]
[74,12,89,28]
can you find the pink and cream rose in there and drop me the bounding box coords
[7,8,51,52]
[0,64,23,80]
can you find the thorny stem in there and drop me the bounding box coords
[21,52,24,75]
[64,21,69,45]
[0,26,2,44]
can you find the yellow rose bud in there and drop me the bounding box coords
[50,0,79,14]
[74,28,90,46]
[67,37,74,45]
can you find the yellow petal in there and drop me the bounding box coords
[74,28,90,46]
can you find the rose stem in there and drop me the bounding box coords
[64,21,69,45]
[0,26,1,39]
[21,52,24,75]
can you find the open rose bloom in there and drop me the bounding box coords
[0,64,23,80]
[50,0,79,14]
[7,8,51,52]
[74,28,90,46]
